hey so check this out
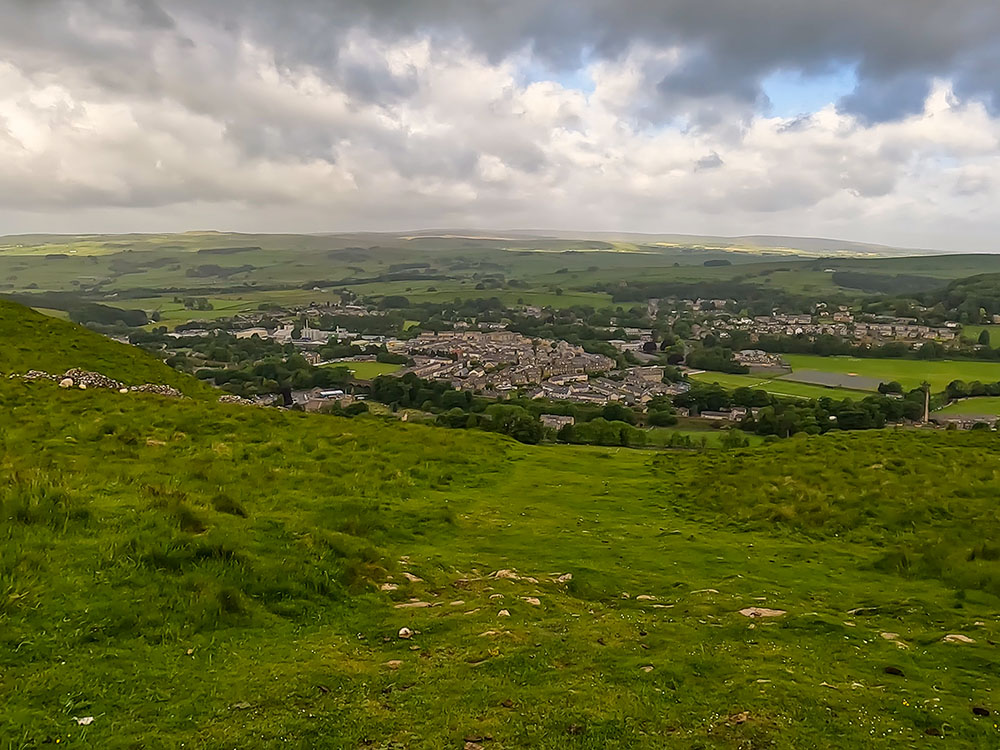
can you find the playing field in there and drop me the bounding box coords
[688,371,862,400]
[935,397,1000,416]
[331,361,402,379]
[781,355,1000,391]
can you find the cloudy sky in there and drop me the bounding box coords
[2,0,1000,250]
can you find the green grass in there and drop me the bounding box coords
[959,325,1000,343]
[782,354,1000,391]
[689,371,863,400]
[0,300,210,397]
[646,426,767,447]
[935,397,1000,416]
[341,361,403,379]
[3,382,1000,747]
[4,298,1000,747]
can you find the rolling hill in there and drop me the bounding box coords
[0,299,209,397]
[1,305,998,747]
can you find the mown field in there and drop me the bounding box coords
[936,397,1000,416]
[781,355,1000,391]
[689,371,863,400]
[2,304,1000,747]
[341,361,403,379]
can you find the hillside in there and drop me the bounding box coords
[0,300,209,397]
[1,321,999,746]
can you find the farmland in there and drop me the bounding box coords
[781,355,1000,391]
[338,361,403,379]
[935,397,1000,416]
[689,371,866,400]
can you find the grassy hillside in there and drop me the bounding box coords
[2,369,1000,746]
[0,299,209,397]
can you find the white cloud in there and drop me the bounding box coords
[1,12,1000,250]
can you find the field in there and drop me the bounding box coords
[645,426,767,447]
[781,355,1000,391]
[338,361,403,379]
[689,371,864,400]
[4,379,1000,747]
[959,325,1000,343]
[3,304,1000,746]
[935,397,1000,416]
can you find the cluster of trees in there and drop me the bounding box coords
[69,302,149,327]
[196,354,351,397]
[676,381,927,436]
[944,379,1000,400]
[684,345,749,374]
[367,374,679,445]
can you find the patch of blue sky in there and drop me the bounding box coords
[761,63,858,118]
[517,53,597,94]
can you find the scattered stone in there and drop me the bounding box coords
[398,627,413,639]
[489,593,504,600]
[884,666,905,677]
[402,572,423,583]
[728,712,749,724]
[739,607,786,618]
[880,632,900,641]
[383,660,403,670]
[450,600,465,606]
[651,604,674,609]
[59,378,73,388]
[74,716,95,726]
[492,569,520,580]
[924,727,942,737]
[640,665,654,673]
[229,702,251,710]
[847,607,879,616]
[380,583,398,592]
[78,383,87,390]
[820,682,837,689]
[621,592,631,599]
[130,383,183,397]
[465,608,481,615]
[393,601,432,609]
[974,621,986,626]
[522,597,541,606]
[973,706,990,717]
[556,573,573,583]
[636,595,656,601]
[943,634,975,644]
[497,609,510,617]
[218,394,255,405]
[692,588,720,594]
[500,698,514,708]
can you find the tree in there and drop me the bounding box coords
[979,329,992,347]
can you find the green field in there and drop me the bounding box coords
[936,397,1000,416]
[646,426,767,447]
[782,355,1000,391]
[959,324,1000,343]
[341,361,403,379]
[3,302,1000,746]
[689,371,863,400]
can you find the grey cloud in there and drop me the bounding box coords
[6,1,1000,123]
[695,152,724,170]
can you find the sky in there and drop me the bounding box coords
[2,1,1000,251]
